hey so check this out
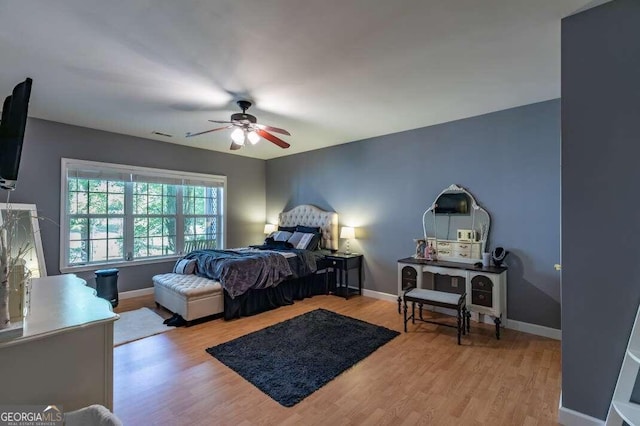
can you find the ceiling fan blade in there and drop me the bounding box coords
[255,123,291,136]
[186,126,232,138]
[257,129,290,149]
[208,120,234,124]
[230,141,243,150]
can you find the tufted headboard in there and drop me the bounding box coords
[278,204,339,251]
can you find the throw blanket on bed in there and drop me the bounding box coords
[184,248,320,298]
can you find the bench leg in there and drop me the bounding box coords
[457,307,462,345]
[466,310,471,333]
[403,299,408,332]
[418,303,424,321]
[462,306,466,336]
[412,301,415,325]
[494,317,501,340]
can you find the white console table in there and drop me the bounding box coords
[0,274,118,410]
[398,257,507,339]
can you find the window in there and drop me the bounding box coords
[61,159,225,272]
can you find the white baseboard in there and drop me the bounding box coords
[508,318,561,340]
[119,287,154,300]
[361,288,561,340]
[362,288,398,303]
[558,394,604,426]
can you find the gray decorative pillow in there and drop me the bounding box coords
[287,231,304,247]
[271,231,293,242]
[173,258,196,274]
[287,231,316,249]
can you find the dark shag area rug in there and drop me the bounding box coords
[206,308,399,407]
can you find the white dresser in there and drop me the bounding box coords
[0,274,118,410]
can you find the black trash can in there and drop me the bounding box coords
[95,268,119,308]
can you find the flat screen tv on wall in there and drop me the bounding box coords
[434,192,470,215]
[0,78,33,191]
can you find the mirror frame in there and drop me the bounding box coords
[422,184,491,252]
[0,203,47,278]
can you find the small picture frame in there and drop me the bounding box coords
[414,238,426,258]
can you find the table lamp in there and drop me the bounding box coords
[340,226,356,254]
[263,224,276,235]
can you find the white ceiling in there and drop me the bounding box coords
[0,0,595,160]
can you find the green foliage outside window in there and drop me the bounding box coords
[67,176,221,266]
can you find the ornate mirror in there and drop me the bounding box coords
[422,184,490,263]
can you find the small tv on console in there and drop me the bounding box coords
[434,192,470,215]
[0,78,33,190]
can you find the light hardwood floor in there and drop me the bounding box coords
[113,295,561,425]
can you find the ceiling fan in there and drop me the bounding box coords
[186,100,291,150]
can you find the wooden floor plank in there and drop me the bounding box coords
[114,295,561,425]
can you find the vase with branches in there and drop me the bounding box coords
[0,207,34,331]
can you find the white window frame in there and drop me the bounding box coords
[60,158,226,273]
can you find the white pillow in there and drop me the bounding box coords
[295,233,314,249]
[173,258,196,274]
[287,231,314,249]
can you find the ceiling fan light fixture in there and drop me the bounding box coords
[187,99,290,150]
[247,131,260,145]
[231,127,245,145]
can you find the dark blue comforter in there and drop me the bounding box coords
[184,247,322,298]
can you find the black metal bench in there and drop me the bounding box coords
[403,288,469,345]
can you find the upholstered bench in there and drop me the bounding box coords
[403,288,469,345]
[153,273,224,325]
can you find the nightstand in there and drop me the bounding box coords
[324,252,363,299]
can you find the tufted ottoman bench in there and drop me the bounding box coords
[153,273,224,325]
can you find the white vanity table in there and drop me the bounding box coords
[0,274,118,410]
[399,184,507,339]
[397,257,507,339]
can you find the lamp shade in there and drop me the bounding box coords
[263,224,276,234]
[340,226,355,239]
[247,131,260,145]
[231,128,245,144]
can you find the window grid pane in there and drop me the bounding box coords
[183,186,221,249]
[67,176,127,265]
[133,215,177,258]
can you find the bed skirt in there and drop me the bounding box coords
[223,272,328,320]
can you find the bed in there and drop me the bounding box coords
[153,204,338,321]
[222,204,338,319]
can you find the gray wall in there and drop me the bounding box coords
[9,118,266,292]
[267,100,561,329]
[561,0,640,419]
